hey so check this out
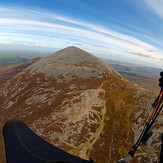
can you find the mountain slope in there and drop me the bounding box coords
[0,46,162,163]
[0,57,40,85]
[28,46,118,80]
[104,59,161,93]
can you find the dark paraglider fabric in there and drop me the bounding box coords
[159,72,163,89]
[3,120,91,163]
[158,73,163,162]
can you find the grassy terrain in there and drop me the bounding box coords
[0,57,30,66]
[0,50,160,162]
[0,57,41,85]
[104,59,162,93]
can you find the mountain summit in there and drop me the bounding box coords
[0,47,161,162]
[28,46,117,81]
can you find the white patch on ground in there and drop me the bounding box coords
[5,101,15,109]
[25,90,60,105]
[25,94,48,105]
[34,87,107,159]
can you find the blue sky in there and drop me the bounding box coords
[0,0,163,68]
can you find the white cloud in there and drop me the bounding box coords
[144,0,163,18]
[0,5,163,67]
[0,18,159,57]
[29,10,155,50]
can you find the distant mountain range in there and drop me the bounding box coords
[0,46,162,162]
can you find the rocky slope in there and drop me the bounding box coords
[0,46,162,163]
[0,57,40,85]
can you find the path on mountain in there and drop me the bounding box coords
[69,81,107,159]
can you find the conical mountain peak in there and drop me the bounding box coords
[48,46,98,61]
[0,47,158,163]
[28,46,118,81]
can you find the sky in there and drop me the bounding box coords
[0,0,163,68]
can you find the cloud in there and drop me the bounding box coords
[92,45,106,48]
[67,42,82,46]
[39,10,157,50]
[144,0,163,18]
[148,50,156,52]
[0,5,162,66]
[124,51,156,59]
[144,35,163,47]
[0,17,159,56]
[0,6,156,48]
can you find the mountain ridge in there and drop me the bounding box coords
[0,46,162,163]
[28,46,119,81]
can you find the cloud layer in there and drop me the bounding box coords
[0,6,162,68]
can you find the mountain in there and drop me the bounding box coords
[0,46,162,163]
[0,56,31,67]
[104,59,162,93]
[0,57,41,85]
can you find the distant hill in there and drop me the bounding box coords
[103,59,162,93]
[0,47,162,162]
[0,56,31,67]
[0,58,41,85]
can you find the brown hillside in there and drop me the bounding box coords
[0,47,162,163]
[0,57,40,85]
